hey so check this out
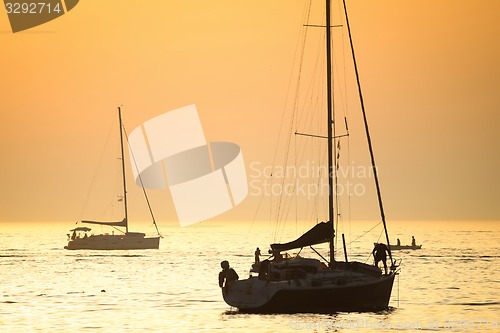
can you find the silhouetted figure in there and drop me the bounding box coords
[372,243,389,274]
[71,231,76,240]
[254,247,261,264]
[411,236,416,247]
[218,261,239,289]
[396,238,401,246]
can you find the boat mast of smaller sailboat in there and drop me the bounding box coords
[118,106,129,234]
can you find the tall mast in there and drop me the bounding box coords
[341,0,392,264]
[118,107,129,233]
[326,0,335,267]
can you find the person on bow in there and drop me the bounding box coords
[218,260,239,291]
[372,243,389,274]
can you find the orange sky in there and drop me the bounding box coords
[0,0,499,224]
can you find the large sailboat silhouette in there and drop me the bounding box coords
[220,0,400,313]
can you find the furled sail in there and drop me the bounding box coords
[81,218,127,227]
[270,221,334,252]
[70,227,92,232]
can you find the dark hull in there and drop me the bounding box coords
[64,235,160,250]
[237,274,395,313]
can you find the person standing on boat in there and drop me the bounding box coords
[254,247,261,264]
[219,261,239,290]
[411,236,416,247]
[397,238,401,246]
[372,243,389,274]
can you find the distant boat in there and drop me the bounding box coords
[65,107,161,250]
[386,237,422,250]
[388,243,422,251]
[220,0,399,313]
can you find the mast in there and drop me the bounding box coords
[341,0,393,264]
[326,0,335,267]
[118,107,129,233]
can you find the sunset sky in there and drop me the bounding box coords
[1,0,499,225]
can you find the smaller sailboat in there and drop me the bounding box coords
[65,107,161,250]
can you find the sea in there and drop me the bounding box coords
[0,220,498,333]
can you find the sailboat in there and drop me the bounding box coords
[220,0,399,312]
[65,107,161,250]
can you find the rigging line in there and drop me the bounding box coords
[310,246,329,264]
[271,0,313,242]
[296,28,326,132]
[330,0,350,129]
[335,0,352,255]
[285,108,326,240]
[342,0,393,262]
[348,220,382,245]
[294,122,319,224]
[304,141,328,226]
[279,133,299,240]
[79,115,116,220]
[110,224,126,235]
[280,135,319,242]
[301,139,325,225]
[123,127,162,237]
[248,180,267,234]
[274,16,315,242]
[340,12,350,134]
[93,157,123,221]
[295,132,349,139]
[274,98,295,239]
[304,24,342,28]
[294,38,326,226]
[284,0,330,255]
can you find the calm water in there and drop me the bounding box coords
[0,221,498,332]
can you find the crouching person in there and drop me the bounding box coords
[219,260,239,293]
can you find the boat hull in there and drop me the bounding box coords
[64,234,160,250]
[389,244,421,250]
[223,272,396,313]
